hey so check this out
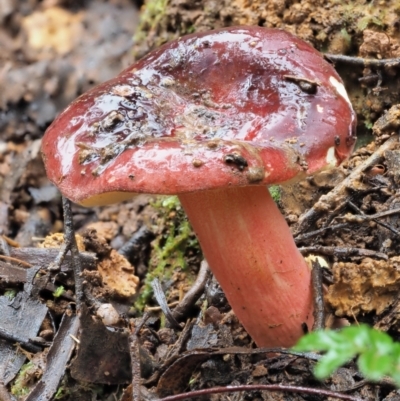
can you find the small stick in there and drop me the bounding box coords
[151,278,181,330]
[311,259,325,331]
[48,242,69,272]
[172,260,211,321]
[1,236,19,248]
[296,207,400,244]
[296,136,399,234]
[325,53,400,69]
[0,254,32,268]
[50,199,102,308]
[299,246,388,260]
[366,207,400,220]
[295,223,349,243]
[145,301,179,312]
[157,384,363,401]
[0,327,42,353]
[163,320,195,363]
[347,201,400,236]
[62,197,84,310]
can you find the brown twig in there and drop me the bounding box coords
[145,302,179,312]
[0,327,42,353]
[172,260,211,321]
[61,197,84,310]
[299,246,388,260]
[47,242,69,272]
[296,207,400,245]
[50,236,102,306]
[347,201,400,236]
[296,136,399,234]
[295,223,349,243]
[366,207,400,220]
[311,259,325,331]
[161,320,195,367]
[8,247,96,273]
[0,254,32,268]
[60,198,101,309]
[157,384,363,401]
[325,54,400,69]
[1,236,19,248]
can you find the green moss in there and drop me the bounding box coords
[54,384,70,400]
[357,15,384,31]
[364,119,374,130]
[53,285,65,298]
[134,196,199,312]
[159,312,166,328]
[185,25,196,34]
[340,28,352,47]
[11,362,35,397]
[133,0,168,47]
[269,185,281,203]
[331,0,387,32]
[160,195,180,210]
[355,132,374,150]
[4,289,16,300]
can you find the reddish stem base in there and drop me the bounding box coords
[179,186,314,347]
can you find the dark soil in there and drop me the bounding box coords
[2,0,400,400]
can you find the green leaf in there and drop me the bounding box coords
[390,368,400,387]
[294,325,400,385]
[339,325,371,351]
[293,330,343,352]
[358,349,393,381]
[314,349,356,379]
[368,328,394,354]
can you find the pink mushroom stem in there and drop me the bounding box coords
[179,185,314,347]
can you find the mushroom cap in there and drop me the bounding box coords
[41,26,356,206]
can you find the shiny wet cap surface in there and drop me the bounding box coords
[41,26,356,206]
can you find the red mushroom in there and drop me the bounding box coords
[41,26,356,347]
